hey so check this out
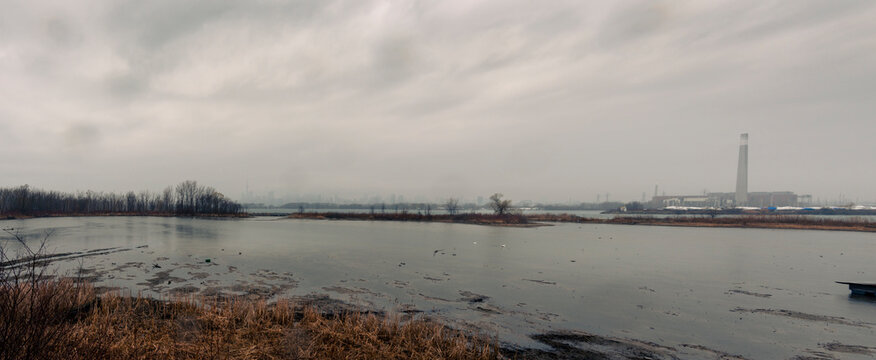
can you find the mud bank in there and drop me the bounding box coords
[288,212,550,227]
[59,258,749,360]
[285,212,876,232]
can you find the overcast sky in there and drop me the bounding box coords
[1,0,874,204]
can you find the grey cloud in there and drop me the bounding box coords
[105,72,148,98]
[371,36,423,87]
[62,123,101,150]
[107,0,236,49]
[598,1,668,48]
[728,1,871,43]
[106,0,333,51]
[100,1,331,99]
[43,17,82,47]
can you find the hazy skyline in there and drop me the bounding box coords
[2,1,875,203]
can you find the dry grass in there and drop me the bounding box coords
[0,278,92,360]
[0,280,499,360]
[522,213,876,232]
[603,215,876,231]
[290,211,876,232]
[289,212,533,227]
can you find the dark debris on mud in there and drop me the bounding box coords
[459,290,490,303]
[726,289,772,298]
[502,330,681,360]
[819,341,876,355]
[731,307,873,328]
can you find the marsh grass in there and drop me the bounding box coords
[521,213,876,231]
[0,280,499,360]
[603,214,876,230]
[291,212,530,226]
[294,211,876,231]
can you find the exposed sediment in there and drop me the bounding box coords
[287,212,549,227]
[286,212,876,232]
[731,307,875,328]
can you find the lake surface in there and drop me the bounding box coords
[2,216,875,359]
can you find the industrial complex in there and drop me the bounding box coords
[650,134,807,209]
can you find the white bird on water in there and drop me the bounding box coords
[473,241,477,245]
[501,244,506,248]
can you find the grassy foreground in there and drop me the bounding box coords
[0,279,498,360]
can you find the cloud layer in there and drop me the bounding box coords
[2,0,875,203]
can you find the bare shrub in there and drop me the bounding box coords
[0,229,94,360]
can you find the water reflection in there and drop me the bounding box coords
[174,221,220,240]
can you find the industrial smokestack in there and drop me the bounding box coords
[735,133,748,205]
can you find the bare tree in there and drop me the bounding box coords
[161,186,174,213]
[444,198,459,215]
[138,191,150,212]
[125,191,137,213]
[489,193,512,215]
[175,180,198,215]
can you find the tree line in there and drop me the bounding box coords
[0,180,244,217]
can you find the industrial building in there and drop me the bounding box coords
[651,134,801,209]
[651,191,799,208]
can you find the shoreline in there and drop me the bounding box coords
[5,211,873,232]
[584,215,876,232]
[1,212,250,220]
[3,276,723,360]
[0,245,749,359]
[286,212,876,232]
[603,208,876,216]
[286,212,550,227]
[598,219,876,232]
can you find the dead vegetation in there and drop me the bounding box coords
[289,212,876,232]
[527,214,876,232]
[601,215,876,232]
[0,281,499,360]
[289,212,536,227]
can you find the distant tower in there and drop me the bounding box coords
[735,133,748,205]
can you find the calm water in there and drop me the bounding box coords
[2,216,875,359]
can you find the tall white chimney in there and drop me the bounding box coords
[735,133,748,205]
